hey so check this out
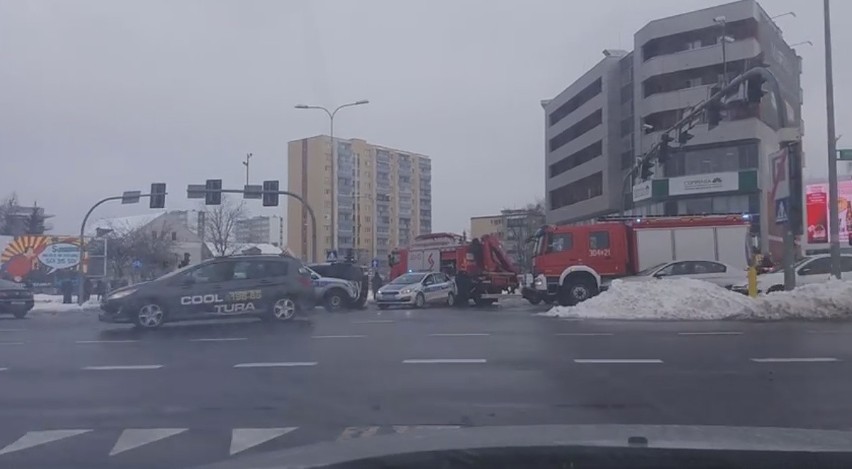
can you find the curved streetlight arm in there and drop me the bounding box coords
[77,195,124,304]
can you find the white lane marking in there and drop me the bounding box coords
[677,331,743,336]
[0,329,25,332]
[428,333,490,337]
[751,357,839,363]
[110,428,187,456]
[555,333,614,337]
[807,330,852,334]
[0,341,24,345]
[189,337,248,342]
[76,340,140,344]
[233,362,317,368]
[574,359,663,364]
[83,365,163,370]
[312,335,367,339]
[0,429,92,455]
[0,367,7,372]
[230,427,298,456]
[337,426,380,440]
[403,359,487,364]
[351,320,395,324]
[392,425,461,434]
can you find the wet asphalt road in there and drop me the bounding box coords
[2,298,852,468]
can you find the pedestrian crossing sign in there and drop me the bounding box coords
[775,198,789,225]
[326,250,338,262]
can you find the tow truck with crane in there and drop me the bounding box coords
[388,232,519,306]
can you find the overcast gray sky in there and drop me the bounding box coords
[1,0,848,235]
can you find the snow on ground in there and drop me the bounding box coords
[32,294,100,313]
[541,278,852,321]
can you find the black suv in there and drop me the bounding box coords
[308,262,369,309]
[99,255,316,328]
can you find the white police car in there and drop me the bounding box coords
[375,271,456,309]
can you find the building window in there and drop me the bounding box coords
[549,140,603,178]
[548,110,603,153]
[549,172,603,210]
[663,141,758,178]
[548,78,602,127]
[171,232,177,241]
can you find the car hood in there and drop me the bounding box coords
[379,282,419,292]
[191,424,852,469]
[107,281,150,296]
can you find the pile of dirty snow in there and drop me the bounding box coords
[31,294,100,313]
[541,278,852,321]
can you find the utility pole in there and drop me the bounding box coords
[242,153,253,186]
[824,0,841,278]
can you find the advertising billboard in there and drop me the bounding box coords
[805,181,852,245]
[0,235,107,288]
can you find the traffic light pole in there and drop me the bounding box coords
[214,188,318,263]
[77,192,160,305]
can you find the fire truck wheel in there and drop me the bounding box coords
[414,293,426,308]
[560,279,596,306]
[527,297,542,305]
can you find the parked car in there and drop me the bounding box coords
[99,254,316,329]
[618,260,746,290]
[303,266,361,312]
[375,271,456,309]
[0,279,34,318]
[742,254,852,294]
[307,262,369,309]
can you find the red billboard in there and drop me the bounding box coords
[805,181,852,244]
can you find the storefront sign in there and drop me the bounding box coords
[632,181,652,202]
[668,172,739,196]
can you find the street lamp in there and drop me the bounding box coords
[771,11,796,20]
[295,100,370,255]
[713,16,733,85]
[789,40,813,48]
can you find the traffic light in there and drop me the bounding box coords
[677,128,694,145]
[705,85,723,130]
[262,180,279,207]
[205,179,222,205]
[746,76,766,104]
[149,183,166,209]
[639,159,654,181]
[658,133,673,165]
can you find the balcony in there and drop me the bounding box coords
[642,85,712,117]
[639,38,760,82]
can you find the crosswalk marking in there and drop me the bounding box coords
[233,362,317,368]
[83,365,163,370]
[0,429,92,455]
[337,426,380,440]
[229,428,298,456]
[110,428,188,456]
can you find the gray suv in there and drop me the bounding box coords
[99,254,316,329]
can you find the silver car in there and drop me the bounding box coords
[376,271,457,309]
[304,267,360,311]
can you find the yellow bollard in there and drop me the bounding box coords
[747,266,758,298]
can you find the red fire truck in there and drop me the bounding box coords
[522,215,751,306]
[388,233,519,306]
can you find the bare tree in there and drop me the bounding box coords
[502,201,546,273]
[25,203,47,235]
[105,220,176,280]
[202,196,247,256]
[0,193,19,236]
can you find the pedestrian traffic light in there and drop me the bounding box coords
[746,76,766,104]
[205,179,222,205]
[706,85,723,130]
[149,183,166,209]
[658,133,673,165]
[640,159,654,181]
[262,180,279,207]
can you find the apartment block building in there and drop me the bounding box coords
[287,136,432,268]
[234,215,285,247]
[542,49,632,225]
[542,0,802,250]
